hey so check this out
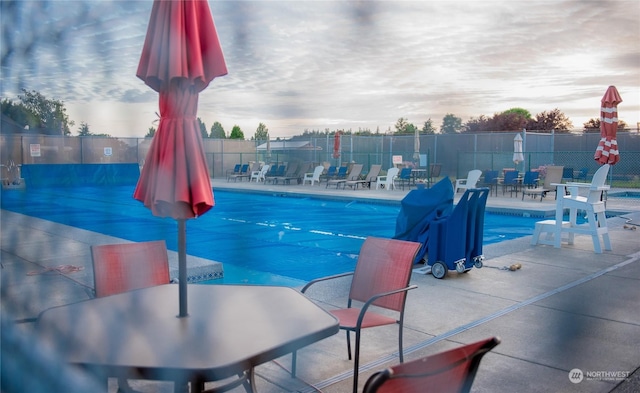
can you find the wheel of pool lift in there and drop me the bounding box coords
[455,260,466,274]
[474,256,484,269]
[431,261,447,279]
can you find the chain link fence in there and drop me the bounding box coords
[2,131,639,187]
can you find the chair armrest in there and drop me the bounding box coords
[301,272,354,293]
[356,285,418,328]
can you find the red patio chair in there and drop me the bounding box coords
[293,236,421,393]
[91,240,170,392]
[362,336,501,393]
[91,240,170,298]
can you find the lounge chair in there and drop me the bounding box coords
[326,164,363,189]
[455,169,482,193]
[521,165,563,201]
[363,337,501,393]
[250,164,270,183]
[281,162,312,185]
[330,166,348,181]
[227,163,249,182]
[225,164,241,180]
[345,164,381,189]
[320,165,337,183]
[265,164,286,184]
[270,162,298,185]
[302,165,325,185]
[293,236,421,393]
[375,167,399,190]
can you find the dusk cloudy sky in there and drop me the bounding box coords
[1,0,639,138]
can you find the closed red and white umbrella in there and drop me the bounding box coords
[594,86,622,165]
[333,131,341,159]
[134,0,227,317]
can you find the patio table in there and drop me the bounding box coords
[36,284,339,393]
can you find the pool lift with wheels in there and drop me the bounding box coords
[427,188,490,279]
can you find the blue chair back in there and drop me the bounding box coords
[399,168,412,180]
[483,170,498,185]
[562,167,574,180]
[504,170,519,184]
[523,171,539,187]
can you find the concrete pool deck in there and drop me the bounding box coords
[1,178,639,392]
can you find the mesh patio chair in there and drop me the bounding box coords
[293,237,421,393]
[362,337,501,393]
[91,240,171,392]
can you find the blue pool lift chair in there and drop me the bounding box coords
[467,188,490,267]
[427,188,489,279]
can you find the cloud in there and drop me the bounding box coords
[1,0,638,138]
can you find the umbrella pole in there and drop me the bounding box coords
[178,219,188,317]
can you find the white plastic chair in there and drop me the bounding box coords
[552,164,611,253]
[455,169,482,193]
[376,167,399,190]
[250,164,270,182]
[303,165,325,186]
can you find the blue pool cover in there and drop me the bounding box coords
[1,185,546,284]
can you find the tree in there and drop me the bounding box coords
[197,118,208,139]
[1,99,39,130]
[583,118,628,133]
[526,108,573,132]
[145,126,156,138]
[440,113,463,134]
[254,122,269,141]
[490,111,528,131]
[465,115,490,133]
[210,122,225,138]
[78,121,91,136]
[503,107,532,119]
[18,89,74,135]
[421,118,437,134]
[229,125,244,140]
[394,117,416,134]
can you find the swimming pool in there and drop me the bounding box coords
[1,186,548,285]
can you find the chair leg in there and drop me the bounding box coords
[346,330,352,360]
[291,351,297,377]
[398,321,404,363]
[352,329,362,393]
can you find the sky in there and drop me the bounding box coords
[1,0,639,139]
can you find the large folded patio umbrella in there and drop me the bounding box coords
[594,86,622,165]
[413,127,420,162]
[333,131,341,159]
[513,133,524,169]
[134,0,227,317]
